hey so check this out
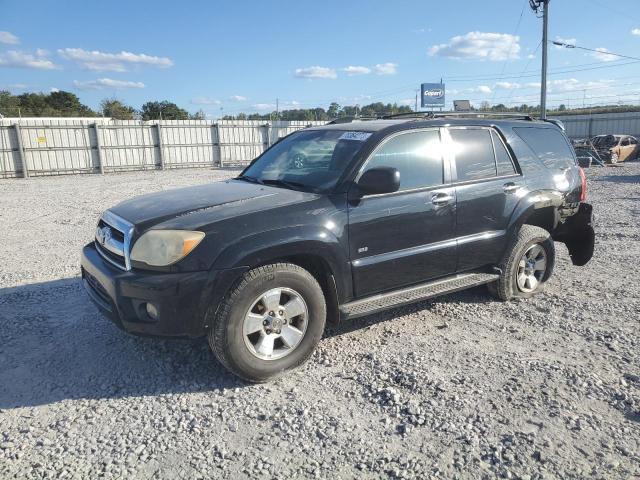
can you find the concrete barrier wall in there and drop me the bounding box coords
[0,118,325,178]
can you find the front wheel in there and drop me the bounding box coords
[489,225,555,301]
[207,263,326,382]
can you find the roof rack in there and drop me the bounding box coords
[326,116,377,125]
[381,112,535,121]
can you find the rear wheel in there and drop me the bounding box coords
[208,263,326,382]
[489,225,555,301]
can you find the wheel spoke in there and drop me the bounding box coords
[283,297,306,319]
[526,275,538,291]
[261,289,282,312]
[534,258,547,271]
[244,313,265,335]
[255,333,275,357]
[517,273,527,287]
[528,245,543,259]
[519,259,526,268]
[280,325,304,348]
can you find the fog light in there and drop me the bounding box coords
[145,302,159,320]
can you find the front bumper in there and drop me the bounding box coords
[81,242,213,338]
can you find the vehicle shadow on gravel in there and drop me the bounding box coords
[0,278,246,409]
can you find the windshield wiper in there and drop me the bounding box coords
[260,179,314,192]
[236,174,263,185]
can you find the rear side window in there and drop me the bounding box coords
[364,130,443,191]
[492,130,516,176]
[449,129,496,181]
[513,127,575,169]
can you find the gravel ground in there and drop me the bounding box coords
[0,164,638,479]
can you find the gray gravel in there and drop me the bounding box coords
[0,164,639,479]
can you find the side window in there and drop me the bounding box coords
[364,130,443,191]
[629,137,638,145]
[492,130,516,176]
[449,128,497,181]
[513,127,576,169]
[621,138,630,146]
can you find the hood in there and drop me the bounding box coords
[109,179,312,227]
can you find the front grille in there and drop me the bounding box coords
[94,211,134,271]
[84,270,111,306]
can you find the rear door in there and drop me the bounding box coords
[347,128,457,297]
[445,127,521,272]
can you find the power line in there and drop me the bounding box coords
[552,41,640,62]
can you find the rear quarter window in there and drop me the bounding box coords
[513,127,576,170]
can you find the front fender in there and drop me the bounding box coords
[212,225,352,300]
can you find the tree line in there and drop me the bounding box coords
[0,90,205,120]
[1,89,639,121]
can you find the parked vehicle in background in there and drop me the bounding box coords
[591,134,639,163]
[81,113,595,382]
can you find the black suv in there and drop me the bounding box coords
[81,114,595,382]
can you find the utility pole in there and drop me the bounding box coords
[276,98,279,120]
[415,89,419,112]
[540,0,549,119]
[530,0,550,119]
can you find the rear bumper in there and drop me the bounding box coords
[81,242,214,338]
[553,202,595,266]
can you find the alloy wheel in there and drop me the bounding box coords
[516,244,547,293]
[242,287,308,360]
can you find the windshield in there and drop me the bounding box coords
[592,135,619,148]
[239,129,370,192]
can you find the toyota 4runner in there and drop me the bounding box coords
[81,114,595,382]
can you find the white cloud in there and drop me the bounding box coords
[494,81,521,90]
[73,78,145,90]
[525,82,541,88]
[252,103,276,110]
[469,85,492,94]
[591,47,617,62]
[527,53,536,59]
[429,32,520,61]
[398,98,415,106]
[0,50,57,69]
[229,95,247,101]
[191,97,221,105]
[50,87,59,93]
[632,28,640,36]
[294,66,337,79]
[549,78,614,93]
[342,65,371,76]
[58,48,173,72]
[373,63,397,75]
[0,31,19,45]
[554,36,576,49]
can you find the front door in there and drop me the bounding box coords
[446,127,522,271]
[348,129,457,298]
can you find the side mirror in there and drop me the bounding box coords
[357,167,400,195]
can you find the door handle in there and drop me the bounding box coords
[431,192,454,205]
[503,182,519,193]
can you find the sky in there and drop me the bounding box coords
[1,0,640,118]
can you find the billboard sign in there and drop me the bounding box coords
[421,83,445,108]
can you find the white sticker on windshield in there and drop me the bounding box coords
[339,131,372,141]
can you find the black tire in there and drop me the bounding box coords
[488,225,555,301]
[207,263,326,382]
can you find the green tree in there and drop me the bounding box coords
[327,102,340,119]
[140,101,190,120]
[100,98,136,120]
[46,91,94,116]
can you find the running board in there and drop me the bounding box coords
[340,273,499,320]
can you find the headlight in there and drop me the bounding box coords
[130,230,205,267]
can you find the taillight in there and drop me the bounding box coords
[578,167,587,201]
